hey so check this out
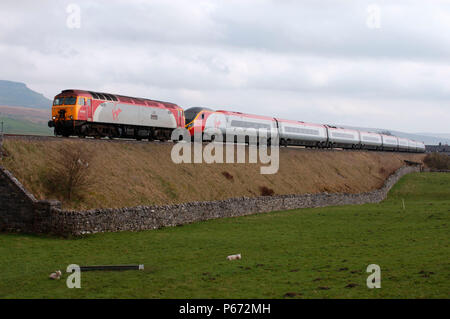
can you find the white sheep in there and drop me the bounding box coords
[226,254,242,261]
[49,270,62,280]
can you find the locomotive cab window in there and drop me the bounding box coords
[53,98,64,106]
[78,97,85,106]
[64,97,77,105]
[184,107,212,124]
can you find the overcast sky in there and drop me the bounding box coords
[0,0,449,133]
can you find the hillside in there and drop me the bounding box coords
[0,80,52,109]
[0,117,52,135]
[1,138,424,210]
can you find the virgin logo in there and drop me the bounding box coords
[112,106,122,120]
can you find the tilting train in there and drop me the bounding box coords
[184,108,425,152]
[48,89,425,153]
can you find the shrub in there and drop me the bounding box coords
[45,142,97,201]
[423,152,450,170]
[222,171,234,181]
[259,186,275,196]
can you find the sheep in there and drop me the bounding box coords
[226,254,242,261]
[49,270,62,280]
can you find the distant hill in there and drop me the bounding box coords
[418,133,450,141]
[0,80,52,109]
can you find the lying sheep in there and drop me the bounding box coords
[49,270,62,280]
[226,254,242,261]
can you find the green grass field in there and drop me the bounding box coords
[0,172,448,298]
[0,116,52,135]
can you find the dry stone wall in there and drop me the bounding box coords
[0,165,420,236]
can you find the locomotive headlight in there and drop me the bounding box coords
[52,116,56,120]
[70,115,73,119]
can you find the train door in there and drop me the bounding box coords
[178,110,184,127]
[86,98,93,121]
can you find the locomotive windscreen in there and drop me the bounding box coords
[184,107,212,124]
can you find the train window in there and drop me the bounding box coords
[88,91,99,99]
[285,126,319,136]
[78,97,85,106]
[64,97,77,105]
[87,99,91,107]
[97,93,106,100]
[201,113,205,119]
[362,136,379,142]
[332,132,354,139]
[53,98,64,106]
[231,120,271,130]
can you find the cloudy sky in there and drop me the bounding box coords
[0,0,449,133]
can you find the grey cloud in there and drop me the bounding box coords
[0,0,448,132]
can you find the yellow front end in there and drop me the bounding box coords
[51,96,81,122]
[49,96,86,137]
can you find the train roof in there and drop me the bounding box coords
[275,118,325,128]
[325,125,360,133]
[57,89,181,109]
[216,110,275,121]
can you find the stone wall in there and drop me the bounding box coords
[0,166,61,233]
[0,165,420,236]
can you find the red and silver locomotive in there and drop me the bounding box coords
[48,89,185,140]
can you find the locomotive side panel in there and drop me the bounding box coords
[93,102,177,129]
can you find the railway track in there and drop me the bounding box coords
[2,133,411,154]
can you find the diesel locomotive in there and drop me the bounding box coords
[48,89,185,140]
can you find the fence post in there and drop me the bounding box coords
[0,121,3,160]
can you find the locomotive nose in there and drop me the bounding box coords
[58,109,66,118]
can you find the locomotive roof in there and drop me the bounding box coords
[58,89,181,109]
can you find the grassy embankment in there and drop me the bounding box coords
[0,172,448,298]
[1,139,424,209]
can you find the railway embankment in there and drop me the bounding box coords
[0,163,421,236]
[1,137,424,210]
